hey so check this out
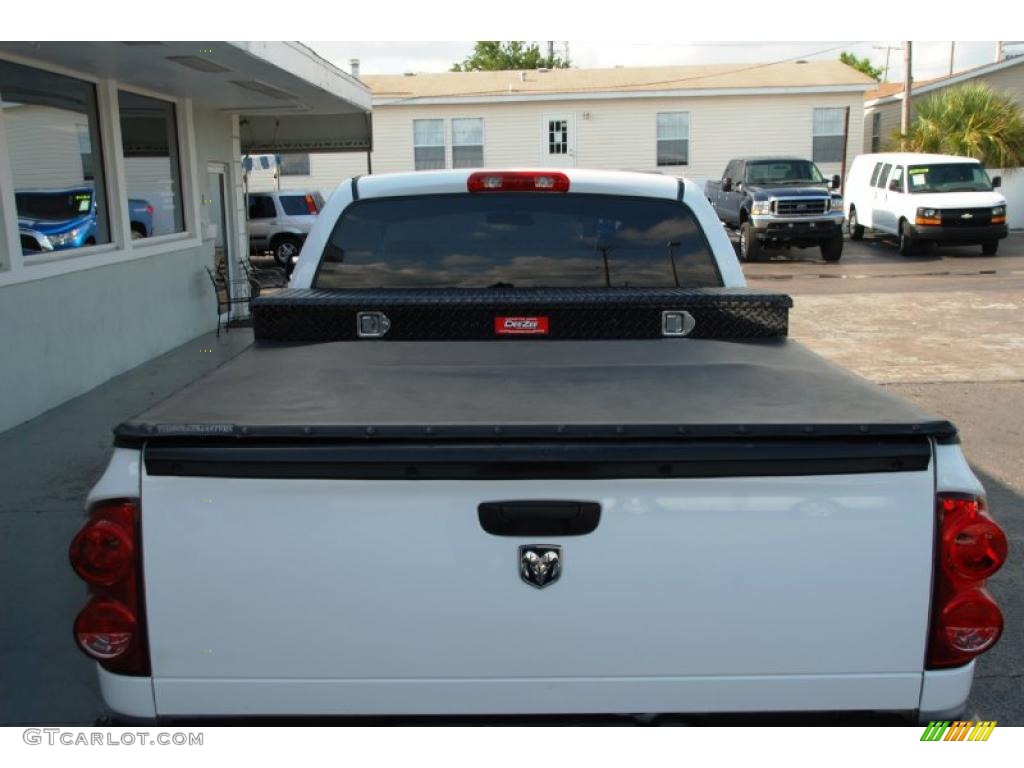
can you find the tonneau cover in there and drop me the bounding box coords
[115,338,956,443]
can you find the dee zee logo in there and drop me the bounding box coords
[495,316,549,335]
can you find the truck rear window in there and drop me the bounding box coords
[314,194,721,289]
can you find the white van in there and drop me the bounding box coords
[844,153,1008,255]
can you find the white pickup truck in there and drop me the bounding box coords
[70,169,1007,723]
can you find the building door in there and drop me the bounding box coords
[204,163,243,321]
[541,114,575,167]
[205,165,230,272]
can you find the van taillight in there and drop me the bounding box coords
[467,171,570,193]
[69,499,149,675]
[304,194,318,214]
[927,494,1007,668]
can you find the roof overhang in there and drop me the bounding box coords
[373,83,874,107]
[0,41,372,152]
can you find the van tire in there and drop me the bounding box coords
[981,241,999,256]
[740,222,763,262]
[821,232,843,262]
[848,207,864,240]
[898,220,918,257]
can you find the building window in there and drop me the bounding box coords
[413,119,445,170]
[871,112,882,153]
[656,112,689,166]
[118,90,184,237]
[451,118,483,168]
[812,107,846,164]
[279,153,310,176]
[0,58,111,258]
[548,119,568,155]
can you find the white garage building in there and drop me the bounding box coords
[0,42,371,433]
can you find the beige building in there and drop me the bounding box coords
[247,60,874,196]
[863,56,1024,154]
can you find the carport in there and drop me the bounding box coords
[0,41,371,433]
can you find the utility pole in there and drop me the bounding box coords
[547,41,554,66]
[995,41,1005,62]
[949,41,955,76]
[901,42,913,149]
[873,44,900,81]
[839,106,850,194]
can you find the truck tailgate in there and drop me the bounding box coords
[141,460,936,715]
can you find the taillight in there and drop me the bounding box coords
[927,493,1007,668]
[304,194,318,214]
[467,171,570,193]
[69,498,149,675]
[940,496,1008,581]
[145,205,154,215]
[74,599,138,660]
[70,520,134,586]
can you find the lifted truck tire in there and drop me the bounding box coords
[848,207,864,240]
[820,232,843,262]
[981,240,999,256]
[740,221,764,263]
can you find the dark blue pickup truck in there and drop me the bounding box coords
[17,187,154,255]
[705,157,845,262]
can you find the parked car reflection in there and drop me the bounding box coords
[16,186,154,255]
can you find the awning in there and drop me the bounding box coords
[0,41,372,153]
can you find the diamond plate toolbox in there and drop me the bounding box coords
[252,287,792,342]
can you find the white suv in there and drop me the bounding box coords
[246,190,325,266]
[844,152,1008,256]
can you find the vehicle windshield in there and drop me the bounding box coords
[907,163,993,193]
[745,160,825,185]
[15,190,92,221]
[315,194,721,289]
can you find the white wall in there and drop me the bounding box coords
[245,153,368,200]
[256,91,864,193]
[123,157,180,235]
[4,105,87,188]
[991,168,1024,229]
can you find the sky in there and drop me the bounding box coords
[305,41,1019,83]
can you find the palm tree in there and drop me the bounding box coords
[893,83,1024,168]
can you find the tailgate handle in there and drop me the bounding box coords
[478,501,601,536]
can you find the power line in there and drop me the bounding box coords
[577,41,862,49]
[385,42,862,104]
